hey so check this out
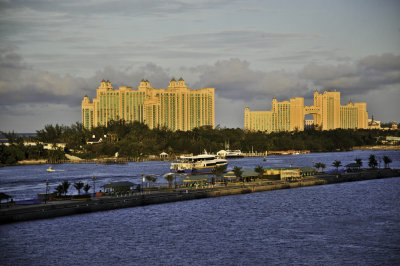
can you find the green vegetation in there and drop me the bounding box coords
[382,156,392,169]
[368,155,378,169]
[74,181,84,195]
[164,174,174,188]
[83,184,91,194]
[1,120,399,165]
[332,160,342,173]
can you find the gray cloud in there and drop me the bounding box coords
[1,49,399,131]
[300,53,400,96]
[191,58,311,101]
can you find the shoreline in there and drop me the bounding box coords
[1,169,399,224]
[2,146,399,167]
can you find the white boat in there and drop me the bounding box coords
[217,149,244,159]
[170,151,228,175]
[46,166,55,172]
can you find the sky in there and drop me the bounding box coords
[0,0,399,132]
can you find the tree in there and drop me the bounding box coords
[320,163,326,173]
[314,162,322,172]
[332,160,342,173]
[368,154,378,169]
[61,180,71,196]
[233,166,243,182]
[254,165,265,179]
[55,184,64,196]
[165,174,174,188]
[83,184,91,194]
[212,165,226,183]
[145,175,153,188]
[382,156,392,168]
[74,181,84,195]
[355,158,363,170]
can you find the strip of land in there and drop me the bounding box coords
[1,169,399,224]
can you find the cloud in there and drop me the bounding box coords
[191,58,310,101]
[0,49,399,132]
[300,53,400,96]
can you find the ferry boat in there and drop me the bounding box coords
[217,149,244,159]
[170,152,228,175]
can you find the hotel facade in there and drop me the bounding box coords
[244,90,369,132]
[82,78,215,131]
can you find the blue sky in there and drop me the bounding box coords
[0,0,399,132]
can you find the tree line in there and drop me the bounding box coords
[1,120,399,165]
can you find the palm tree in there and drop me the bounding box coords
[74,181,84,195]
[332,160,342,173]
[212,165,226,183]
[145,175,153,188]
[151,176,158,187]
[314,162,322,172]
[355,158,362,170]
[233,166,243,182]
[83,184,91,194]
[382,156,392,168]
[254,165,264,179]
[61,180,71,196]
[368,154,378,169]
[320,163,326,173]
[55,184,64,196]
[165,174,174,188]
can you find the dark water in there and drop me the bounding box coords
[1,150,400,265]
[1,178,399,265]
[1,150,399,201]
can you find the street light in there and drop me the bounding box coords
[92,176,96,196]
[45,179,49,204]
[142,174,145,195]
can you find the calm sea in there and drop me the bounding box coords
[0,150,399,265]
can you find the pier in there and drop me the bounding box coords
[1,169,399,224]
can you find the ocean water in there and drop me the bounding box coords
[1,150,399,201]
[0,150,399,265]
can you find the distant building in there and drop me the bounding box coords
[245,90,370,132]
[82,78,215,131]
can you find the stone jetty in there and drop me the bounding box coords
[1,169,399,224]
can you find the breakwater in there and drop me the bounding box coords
[1,169,399,224]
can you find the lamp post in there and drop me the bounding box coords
[92,176,96,196]
[45,179,49,204]
[142,174,145,195]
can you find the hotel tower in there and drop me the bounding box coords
[244,90,369,132]
[82,78,215,131]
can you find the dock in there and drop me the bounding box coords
[1,169,399,224]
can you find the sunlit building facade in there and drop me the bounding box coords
[82,78,215,131]
[244,90,369,132]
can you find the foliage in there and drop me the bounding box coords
[61,180,71,196]
[254,165,265,179]
[382,156,392,168]
[355,158,363,170]
[233,166,243,182]
[1,120,399,165]
[332,160,342,173]
[368,155,378,169]
[83,184,91,194]
[212,165,226,183]
[164,175,174,188]
[74,181,84,195]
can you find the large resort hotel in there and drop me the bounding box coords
[82,78,215,131]
[245,90,369,132]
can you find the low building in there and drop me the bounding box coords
[102,181,136,193]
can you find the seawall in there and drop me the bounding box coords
[1,169,399,224]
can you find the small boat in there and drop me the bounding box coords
[171,151,228,175]
[46,166,55,172]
